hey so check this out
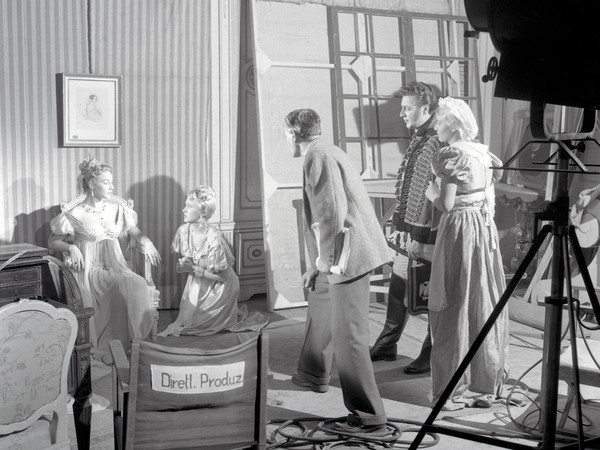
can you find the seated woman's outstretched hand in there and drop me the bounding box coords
[67,244,85,272]
[144,241,162,266]
[136,234,161,266]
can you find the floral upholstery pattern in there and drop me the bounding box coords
[0,300,77,449]
[0,311,70,424]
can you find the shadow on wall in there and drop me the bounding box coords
[351,90,409,179]
[9,177,61,249]
[14,206,62,250]
[127,175,186,309]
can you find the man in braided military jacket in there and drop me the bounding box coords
[370,81,442,374]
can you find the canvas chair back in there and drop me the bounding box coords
[112,331,268,450]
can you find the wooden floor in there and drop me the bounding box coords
[70,295,600,449]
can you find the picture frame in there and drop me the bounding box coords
[59,74,122,147]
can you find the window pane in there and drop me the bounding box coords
[333,11,480,180]
[347,55,374,95]
[345,141,364,172]
[461,59,477,98]
[380,140,405,178]
[377,96,403,138]
[415,58,443,74]
[342,55,360,95]
[363,139,381,180]
[342,70,360,96]
[372,16,401,54]
[338,13,356,52]
[443,21,470,58]
[375,57,405,96]
[362,98,379,138]
[442,60,476,98]
[445,60,462,97]
[415,59,444,95]
[413,19,440,55]
[344,99,362,137]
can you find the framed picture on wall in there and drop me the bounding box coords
[59,74,121,147]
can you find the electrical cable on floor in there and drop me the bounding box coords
[574,300,600,331]
[502,318,597,444]
[267,307,599,449]
[576,320,600,371]
[266,416,439,448]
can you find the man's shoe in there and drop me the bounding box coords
[328,421,398,442]
[369,345,397,361]
[403,359,430,374]
[291,372,329,393]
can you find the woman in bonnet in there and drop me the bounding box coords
[426,97,509,410]
[48,156,161,359]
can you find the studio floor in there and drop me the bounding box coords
[69,294,600,449]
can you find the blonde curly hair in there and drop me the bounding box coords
[77,156,112,193]
[187,185,217,220]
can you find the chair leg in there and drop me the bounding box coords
[145,259,160,342]
[151,308,159,342]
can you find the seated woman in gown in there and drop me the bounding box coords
[48,157,161,358]
[159,186,269,337]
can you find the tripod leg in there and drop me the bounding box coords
[569,227,600,324]
[409,224,552,450]
[539,226,568,450]
[561,233,584,447]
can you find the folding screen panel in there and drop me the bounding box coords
[252,1,335,309]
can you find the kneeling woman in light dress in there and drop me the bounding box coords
[48,157,161,356]
[159,186,268,337]
[426,97,509,410]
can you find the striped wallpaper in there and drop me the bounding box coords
[1,0,213,306]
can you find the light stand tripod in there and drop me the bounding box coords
[409,137,600,449]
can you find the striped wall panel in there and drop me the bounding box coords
[0,0,212,307]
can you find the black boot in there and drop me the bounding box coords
[370,273,409,361]
[404,325,432,374]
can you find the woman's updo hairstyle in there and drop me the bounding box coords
[284,109,321,142]
[187,185,217,220]
[436,97,479,142]
[77,156,112,194]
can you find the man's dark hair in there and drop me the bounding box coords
[285,109,322,140]
[399,81,438,112]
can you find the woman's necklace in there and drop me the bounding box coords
[190,224,209,256]
[82,200,107,224]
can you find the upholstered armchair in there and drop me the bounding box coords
[0,299,78,449]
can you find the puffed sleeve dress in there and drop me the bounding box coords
[50,197,154,354]
[159,224,268,337]
[427,142,510,410]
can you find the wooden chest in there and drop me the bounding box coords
[0,243,48,305]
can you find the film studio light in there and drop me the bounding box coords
[465,0,600,113]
